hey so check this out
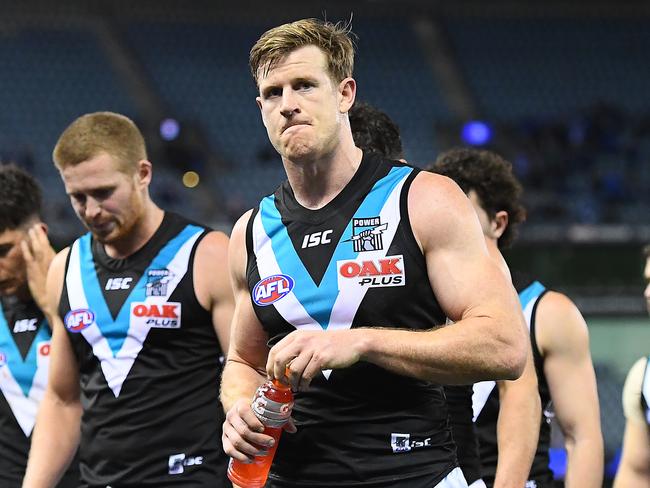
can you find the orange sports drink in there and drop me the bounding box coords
[227,378,294,488]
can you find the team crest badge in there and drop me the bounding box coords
[343,217,387,252]
[146,269,175,297]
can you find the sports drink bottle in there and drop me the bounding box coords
[227,379,294,488]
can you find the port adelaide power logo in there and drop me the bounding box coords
[343,217,388,252]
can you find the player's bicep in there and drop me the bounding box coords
[226,210,269,372]
[194,231,235,354]
[538,293,599,435]
[410,172,515,322]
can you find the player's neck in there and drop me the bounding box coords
[486,238,512,281]
[283,139,362,210]
[103,203,165,260]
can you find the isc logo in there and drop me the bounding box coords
[105,277,133,290]
[131,302,181,329]
[168,453,203,475]
[252,274,294,306]
[337,255,405,288]
[64,309,95,333]
[301,230,333,248]
[13,318,38,333]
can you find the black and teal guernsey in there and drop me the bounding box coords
[445,384,482,485]
[59,212,228,487]
[473,274,554,487]
[0,296,79,487]
[642,356,650,425]
[245,154,457,487]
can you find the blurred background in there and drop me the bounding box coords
[1,0,648,484]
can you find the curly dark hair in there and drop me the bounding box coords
[0,164,43,233]
[429,147,526,249]
[349,102,403,160]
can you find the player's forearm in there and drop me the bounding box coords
[358,317,526,383]
[564,434,603,488]
[221,358,267,412]
[23,391,81,488]
[492,382,540,488]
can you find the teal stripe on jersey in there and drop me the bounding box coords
[0,308,50,397]
[259,166,412,329]
[518,281,545,310]
[78,224,203,355]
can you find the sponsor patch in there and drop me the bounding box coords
[0,351,6,367]
[337,255,405,289]
[131,302,182,329]
[253,274,294,306]
[64,309,95,333]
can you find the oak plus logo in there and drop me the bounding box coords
[343,217,387,252]
[0,351,6,367]
[130,302,182,329]
[13,318,38,333]
[168,452,203,475]
[337,255,405,289]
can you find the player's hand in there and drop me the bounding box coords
[266,329,364,391]
[222,398,296,463]
[20,225,55,314]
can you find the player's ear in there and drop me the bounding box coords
[492,211,509,239]
[338,77,356,113]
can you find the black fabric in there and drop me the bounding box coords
[246,154,456,486]
[445,385,482,484]
[59,212,228,486]
[0,297,80,487]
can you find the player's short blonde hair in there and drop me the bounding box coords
[53,111,147,174]
[250,18,355,86]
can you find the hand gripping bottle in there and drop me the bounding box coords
[227,379,294,488]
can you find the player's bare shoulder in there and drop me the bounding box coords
[536,290,589,355]
[408,170,481,250]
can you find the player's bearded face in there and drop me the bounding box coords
[256,45,343,163]
[62,153,146,244]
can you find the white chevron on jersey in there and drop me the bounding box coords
[66,230,202,397]
[252,174,407,380]
[0,341,50,436]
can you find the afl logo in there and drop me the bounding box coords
[0,351,6,367]
[253,274,294,307]
[64,309,95,333]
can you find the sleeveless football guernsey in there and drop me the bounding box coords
[0,295,79,486]
[473,274,554,487]
[445,384,482,485]
[246,154,457,487]
[59,212,227,487]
